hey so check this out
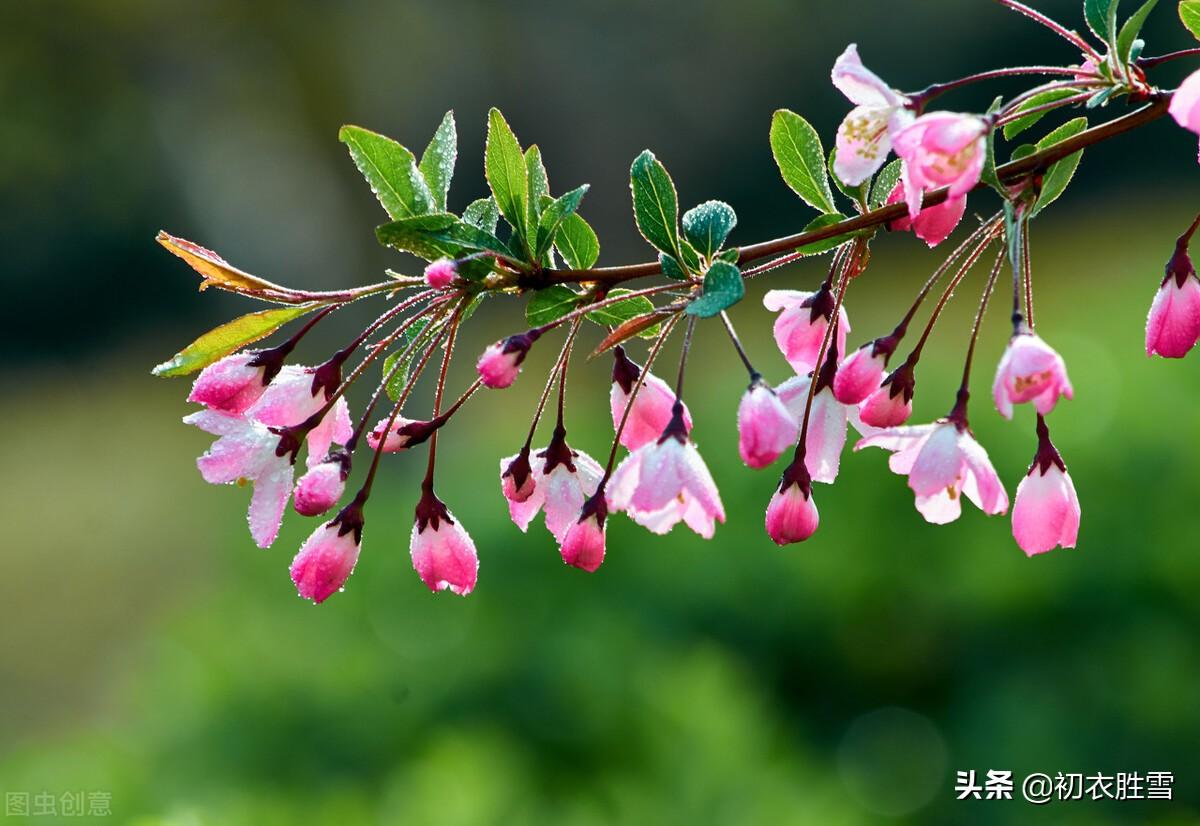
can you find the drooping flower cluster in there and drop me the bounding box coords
[155,1,1200,603]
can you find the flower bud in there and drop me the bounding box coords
[992,333,1073,419]
[188,352,270,415]
[293,452,350,516]
[477,330,540,389]
[560,493,607,573]
[858,364,915,428]
[290,505,364,603]
[765,465,819,545]
[411,490,479,595]
[1012,419,1080,556]
[736,381,799,469]
[424,257,458,289]
[833,339,892,404]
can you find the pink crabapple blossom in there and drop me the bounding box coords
[477,330,541,389]
[736,380,800,469]
[560,493,608,573]
[991,332,1074,419]
[886,180,967,248]
[858,362,916,428]
[423,258,458,289]
[830,44,915,186]
[833,335,900,405]
[763,286,850,374]
[1168,68,1200,161]
[498,428,604,542]
[1146,221,1200,358]
[410,489,479,595]
[765,463,820,545]
[290,506,363,603]
[893,112,988,220]
[610,346,692,450]
[188,351,271,415]
[1011,419,1080,556]
[245,365,353,470]
[293,452,350,516]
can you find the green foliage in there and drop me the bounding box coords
[382,317,431,401]
[376,214,512,267]
[1032,117,1088,216]
[152,304,320,377]
[1003,89,1083,140]
[485,108,531,254]
[659,252,688,280]
[1181,0,1200,39]
[978,96,1005,195]
[586,289,658,337]
[535,185,589,260]
[339,125,436,219]
[868,159,903,210]
[795,213,859,256]
[1085,0,1120,42]
[462,197,500,234]
[686,260,744,317]
[1117,0,1159,63]
[525,285,581,327]
[554,213,600,270]
[681,200,737,259]
[418,110,457,211]
[769,110,836,214]
[629,150,681,257]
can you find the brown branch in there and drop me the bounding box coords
[544,95,1170,287]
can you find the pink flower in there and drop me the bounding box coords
[1146,255,1200,358]
[477,330,540,389]
[737,381,799,469]
[246,365,352,470]
[424,258,458,289]
[1168,68,1200,161]
[833,335,900,404]
[184,409,295,548]
[410,490,478,595]
[293,452,349,516]
[991,333,1073,419]
[498,429,604,541]
[765,464,820,545]
[856,419,1008,524]
[885,181,967,248]
[763,286,850,374]
[830,44,914,185]
[188,352,270,415]
[1012,420,1080,556]
[290,505,363,603]
[500,448,537,505]
[560,493,608,572]
[893,112,989,219]
[609,408,725,538]
[365,416,440,453]
[610,346,692,449]
[776,375,852,484]
[858,362,916,428]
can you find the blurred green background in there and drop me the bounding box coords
[3,1,1200,823]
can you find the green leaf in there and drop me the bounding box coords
[682,200,737,259]
[979,96,1005,195]
[1181,0,1200,39]
[769,109,837,214]
[1032,117,1088,216]
[794,213,860,255]
[555,212,600,270]
[659,253,688,280]
[526,285,581,327]
[629,150,680,256]
[1003,89,1084,140]
[1118,0,1159,62]
[535,184,589,258]
[152,304,320,377]
[868,159,903,210]
[1085,0,1119,39]
[462,197,499,234]
[525,145,550,230]
[339,125,436,220]
[382,317,431,402]
[485,108,530,250]
[586,290,657,334]
[1010,143,1038,161]
[686,261,744,318]
[376,214,512,266]
[714,248,740,264]
[418,111,456,211]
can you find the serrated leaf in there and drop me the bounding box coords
[1032,117,1088,216]
[156,231,311,304]
[1003,89,1083,140]
[418,111,456,211]
[979,96,1004,195]
[525,285,581,327]
[376,214,512,266]
[593,311,674,356]
[525,146,550,230]
[795,213,857,255]
[462,197,500,234]
[681,200,737,259]
[630,150,680,256]
[152,303,320,377]
[686,260,744,317]
[555,212,600,270]
[659,253,688,280]
[383,317,431,401]
[535,184,589,258]
[485,108,530,252]
[1085,0,1119,39]
[586,289,658,334]
[1010,143,1038,161]
[868,159,903,210]
[1181,0,1200,39]
[339,125,436,220]
[1118,0,1159,62]
[769,110,837,213]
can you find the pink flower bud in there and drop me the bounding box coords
[885,181,967,248]
[763,287,850,375]
[1146,229,1200,357]
[765,466,819,545]
[188,352,269,415]
[991,333,1073,419]
[1169,68,1200,161]
[366,416,417,452]
[500,449,536,504]
[737,382,799,469]
[1012,421,1080,556]
[424,258,458,289]
[290,507,363,603]
[833,342,889,404]
[560,494,607,573]
[858,364,915,428]
[477,331,538,389]
[293,453,349,516]
[410,491,478,595]
[893,112,988,219]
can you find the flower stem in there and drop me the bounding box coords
[992,0,1101,59]
[718,311,758,380]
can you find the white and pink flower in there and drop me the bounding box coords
[830,44,915,185]
[1012,423,1080,556]
[498,431,604,542]
[893,112,988,220]
[856,419,1008,524]
[833,335,900,404]
[1169,68,1200,161]
[763,287,850,374]
[246,365,353,470]
[992,333,1073,419]
[188,352,271,415]
[737,381,799,469]
[776,374,858,484]
[290,507,363,603]
[886,181,966,248]
[410,491,478,595]
[1146,264,1200,358]
[610,346,692,450]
